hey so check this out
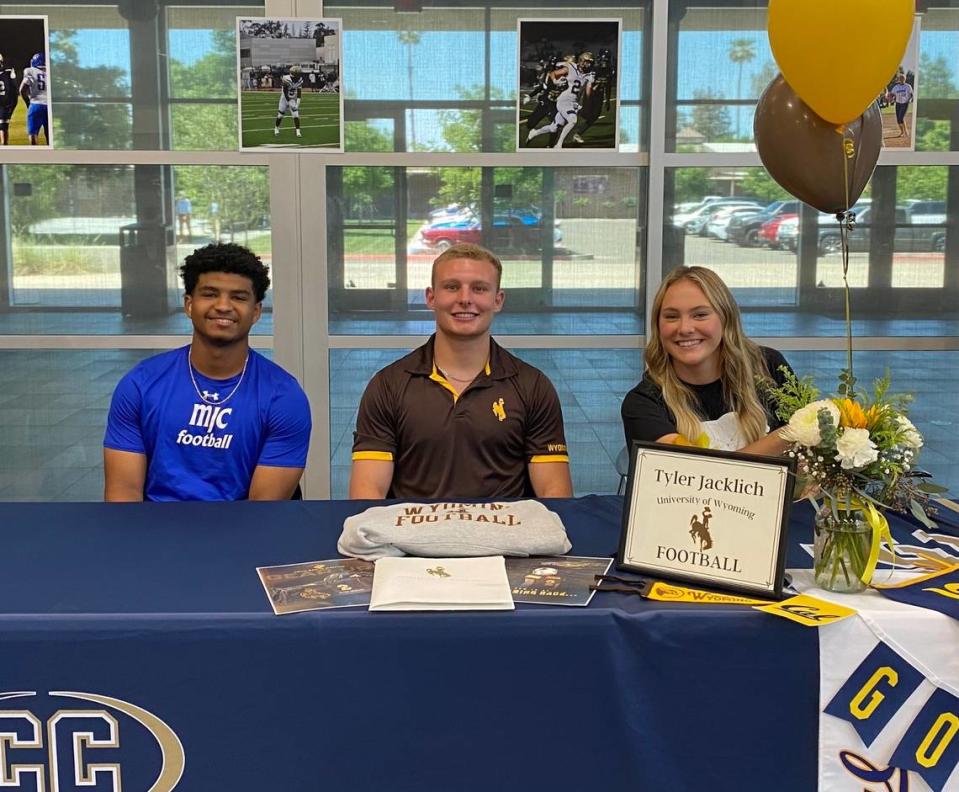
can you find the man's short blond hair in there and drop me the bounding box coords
[431,243,502,288]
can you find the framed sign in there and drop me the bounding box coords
[617,442,795,598]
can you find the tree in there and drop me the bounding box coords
[673,168,711,203]
[341,126,396,220]
[750,60,778,101]
[436,85,514,153]
[397,31,421,147]
[169,29,236,101]
[897,166,947,201]
[728,38,756,139]
[690,90,732,142]
[916,119,950,153]
[433,167,481,210]
[739,170,790,203]
[8,166,77,236]
[431,86,542,211]
[169,30,268,234]
[169,29,238,151]
[918,53,957,99]
[912,55,956,153]
[50,30,131,149]
[173,165,269,238]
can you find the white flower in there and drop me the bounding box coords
[783,400,840,447]
[896,415,923,450]
[835,428,879,470]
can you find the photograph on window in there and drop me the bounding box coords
[516,18,621,151]
[881,15,920,151]
[236,17,343,152]
[0,15,52,148]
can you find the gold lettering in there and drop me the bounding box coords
[916,712,959,768]
[922,582,959,601]
[849,667,898,720]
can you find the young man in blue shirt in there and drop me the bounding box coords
[104,243,312,501]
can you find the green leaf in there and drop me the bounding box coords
[918,482,950,495]
[909,498,937,529]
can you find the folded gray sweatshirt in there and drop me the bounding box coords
[337,500,572,561]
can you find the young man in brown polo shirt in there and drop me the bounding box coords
[349,243,572,500]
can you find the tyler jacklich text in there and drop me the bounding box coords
[655,468,764,496]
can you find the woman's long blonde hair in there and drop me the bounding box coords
[646,266,772,444]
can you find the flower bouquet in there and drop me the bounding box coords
[766,369,946,592]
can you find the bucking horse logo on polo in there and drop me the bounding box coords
[492,398,506,422]
[689,506,714,551]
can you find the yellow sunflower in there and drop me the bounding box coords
[834,398,880,430]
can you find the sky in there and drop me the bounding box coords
[70,23,959,148]
[74,25,959,95]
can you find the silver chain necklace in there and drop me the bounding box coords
[188,346,249,405]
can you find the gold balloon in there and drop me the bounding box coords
[754,75,881,214]
[768,0,914,124]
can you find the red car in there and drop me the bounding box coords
[419,210,562,252]
[759,213,797,250]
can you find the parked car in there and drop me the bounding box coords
[905,200,946,219]
[775,216,799,250]
[816,206,946,254]
[773,206,866,250]
[671,196,761,228]
[705,206,764,241]
[684,201,763,236]
[779,205,946,254]
[420,209,562,251]
[727,200,799,247]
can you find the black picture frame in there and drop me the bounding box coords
[617,441,795,599]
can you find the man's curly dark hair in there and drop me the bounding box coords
[179,243,271,302]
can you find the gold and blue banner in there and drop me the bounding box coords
[824,641,925,746]
[888,688,959,792]
[874,565,959,622]
[807,563,959,792]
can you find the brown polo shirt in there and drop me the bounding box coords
[352,336,569,499]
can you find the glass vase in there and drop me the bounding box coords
[813,505,872,593]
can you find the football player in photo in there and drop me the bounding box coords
[526,52,594,149]
[19,52,48,146]
[0,54,18,145]
[274,64,304,138]
[521,54,562,143]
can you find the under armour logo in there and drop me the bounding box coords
[202,390,220,402]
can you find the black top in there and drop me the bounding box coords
[621,347,792,449]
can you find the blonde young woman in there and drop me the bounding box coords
[621,266,792,456]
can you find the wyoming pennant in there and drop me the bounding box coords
[645,581,770,606]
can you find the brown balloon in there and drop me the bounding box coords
[754,74,881,215]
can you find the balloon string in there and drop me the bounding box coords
[840,131,854,385]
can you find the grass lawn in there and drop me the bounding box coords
[2,102,39,146]
[12,242,118,276]
[345,221,423,255]
[240,90,341,149]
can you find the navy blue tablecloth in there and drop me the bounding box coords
[0,496,827,792]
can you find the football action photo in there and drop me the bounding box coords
[517,18,621,151]
[237,17,343,151]
[0,16,52,147]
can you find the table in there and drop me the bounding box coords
[0,496,853,791]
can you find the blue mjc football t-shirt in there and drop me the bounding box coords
[104,346,312,501]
